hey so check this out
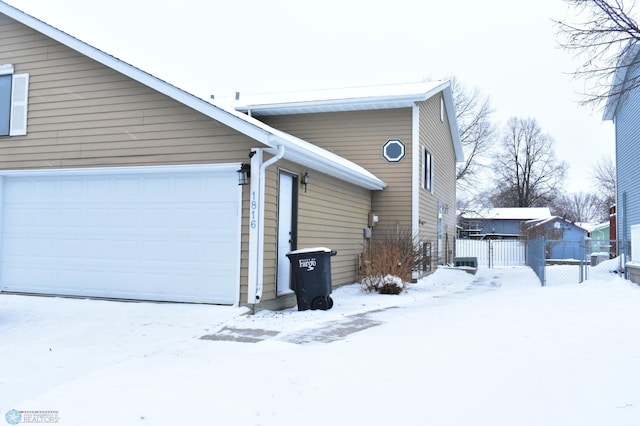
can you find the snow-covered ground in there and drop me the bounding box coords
[1,263,639,425]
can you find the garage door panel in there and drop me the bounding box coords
[0,166,241,304]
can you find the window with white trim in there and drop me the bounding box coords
[440,96,445,122]
[0,64,29,137]
[423,148,433,192]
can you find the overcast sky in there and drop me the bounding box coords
[7,0,615,193]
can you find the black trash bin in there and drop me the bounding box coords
[286,247,337,311]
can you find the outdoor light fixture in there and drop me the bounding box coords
[237,163,251,186]
[301,172,310,192]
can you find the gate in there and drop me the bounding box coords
[526,239,546,286]
[455,239,525,268]
[529,239,627,286]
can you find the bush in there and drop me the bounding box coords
[361,274,406,294]
[360,228,421,294]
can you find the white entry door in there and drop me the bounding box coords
[0,165,242,304]
[277,171,297,295]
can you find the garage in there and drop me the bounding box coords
[0,164,241,304]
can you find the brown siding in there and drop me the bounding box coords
[418,95,457,263]
[261,109,412,237]
[1,14,264,301]
[296,166,371,285]
[0,15,257,170]
[253,159,370,301]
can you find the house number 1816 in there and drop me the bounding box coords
[250,191,257,229]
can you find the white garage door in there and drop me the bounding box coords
[0,164,241,304]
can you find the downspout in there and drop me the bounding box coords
[411,105,420,238]
[247,144,285,305]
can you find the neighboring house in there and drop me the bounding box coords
[589,221,612,256]
[523,216,589,260]
[234,82,463,268]
[0,2,461,308]
[603,41,640,262]
[458,207,551,239]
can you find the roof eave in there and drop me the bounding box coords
[238,93,433,116]
[440,84,464,163]
[265,134,387,191]
[0,2,273,142]
[0,2,386,191]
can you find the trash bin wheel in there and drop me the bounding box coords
[311,296,333,310]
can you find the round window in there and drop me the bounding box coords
[382,139,405,162]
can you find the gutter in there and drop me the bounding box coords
[247,145,285,305]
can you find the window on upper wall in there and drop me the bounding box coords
[440,96,445,122]
[423,148,433,192]
[0,64,29,137]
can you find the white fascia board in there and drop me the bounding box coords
[440,84,464,163]
[238,93,430,115]
[236,81,451,115]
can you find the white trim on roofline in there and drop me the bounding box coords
[235,81,464,163]
[235,81,446,113]
[0,1,385,191]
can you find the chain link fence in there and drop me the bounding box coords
[528,239,628,286]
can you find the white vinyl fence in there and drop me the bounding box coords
[455,239,526,267]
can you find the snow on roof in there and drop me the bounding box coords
[462,207,552,221]
[233,81,449,114]
[218,104,386,189]
[233,81,464,163]
[525,216,590,232]
[590,222,610,232]
[0,1,385,191]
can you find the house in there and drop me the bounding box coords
[588,221,612,256]
[234,82,463,268]
[603,42,640,264]
[523,216,589,260]
[0,2,461,309]
[458,207,551,239]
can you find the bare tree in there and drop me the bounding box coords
[489,117,568,208]
[556,0,640,106]
[591,156,617,221]
[591,156,616,195]
[451,78,496,191]
[551,191,602,222]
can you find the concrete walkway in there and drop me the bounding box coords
[200,271,501,345]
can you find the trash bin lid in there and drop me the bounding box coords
[287,247,333,255]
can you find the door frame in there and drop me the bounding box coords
[276,169,299,296]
